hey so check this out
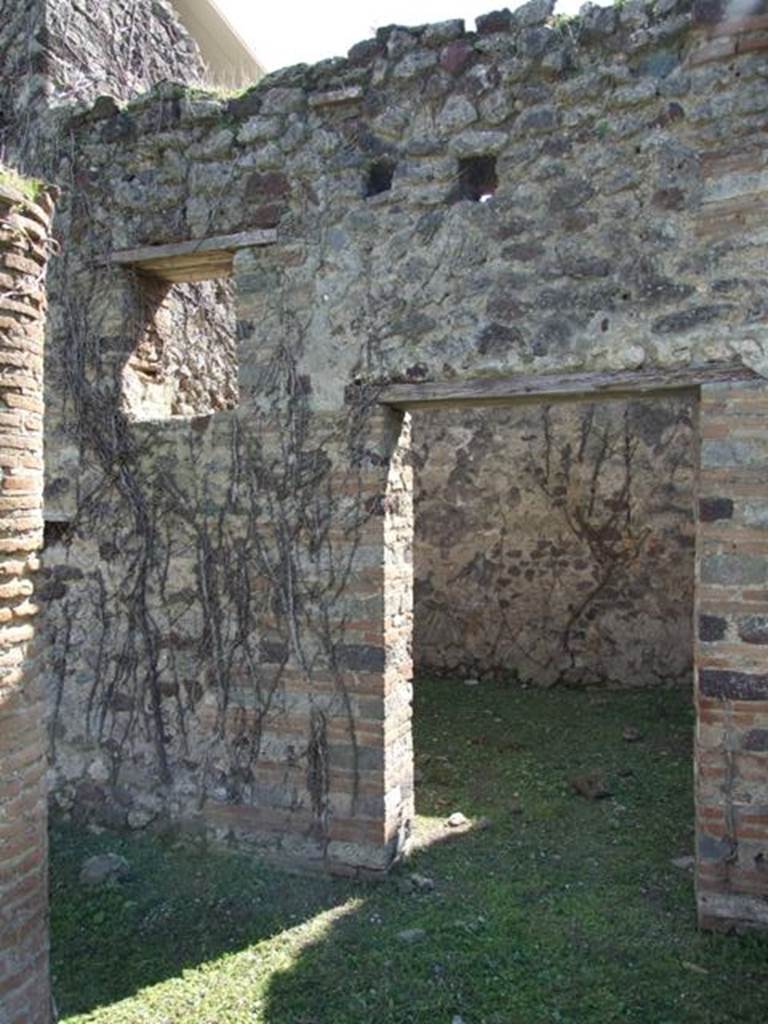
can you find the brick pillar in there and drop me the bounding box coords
[325,406,414,874]
[696,380,768,932]
[0,178,55,1021]
[382,410,414,857]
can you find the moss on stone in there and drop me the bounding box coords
[0,164,44,202]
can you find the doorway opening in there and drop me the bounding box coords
[384,380,702,913]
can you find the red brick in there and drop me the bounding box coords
[737,29,768,52]
[687,35,737,66]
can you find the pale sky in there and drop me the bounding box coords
[215,0,590,72]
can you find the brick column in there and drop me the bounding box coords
[382,410,414,858]
[0,178,55,1022]
[696,380,768,932]
[324,406,414,874]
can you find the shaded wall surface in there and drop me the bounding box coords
[0,180,55,1024]
[0,0,204,172]
[123,277,238,420]
[44,0,204,105]
[413,397,696,686]
[0,0,46,164]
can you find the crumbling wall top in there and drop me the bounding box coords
[55,0,768,409]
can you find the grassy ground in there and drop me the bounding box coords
[51,680,768,1024]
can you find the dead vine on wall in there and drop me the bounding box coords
[45,200,379,839]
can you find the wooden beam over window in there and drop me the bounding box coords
[378,361,761,410]
[109,229,277,283]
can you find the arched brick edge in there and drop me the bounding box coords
[0,178,56,1024]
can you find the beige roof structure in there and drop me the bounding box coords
[171,0,264,89]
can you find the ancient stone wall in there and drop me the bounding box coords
[0,176,55,1024]
[413,396,696,685]
[1,0,205,173]
[45,2,768,383]
[0,0,47,165]
[31,0,768,929]
[43,0,204,110]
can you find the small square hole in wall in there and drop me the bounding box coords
[365,159,395,198]
[43,518,72,549]
[458,155,498,203]
[122,276,239,421]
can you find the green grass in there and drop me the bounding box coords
[0,165,44,202]
[51,680,768,1024]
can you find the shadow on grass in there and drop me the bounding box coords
[49,822,351,1017]
[260,866,768,1024]
[259,832,768,1024]
[260,684,768,1024]
[50,683,768,1023]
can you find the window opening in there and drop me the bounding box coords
[365,159,395,198]
[458,155,498,203]
[122,276,238,421]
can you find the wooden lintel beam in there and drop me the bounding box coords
[108,228,278,282]
[378,361,762,410]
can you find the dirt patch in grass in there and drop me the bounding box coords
[51,680,768,1023]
